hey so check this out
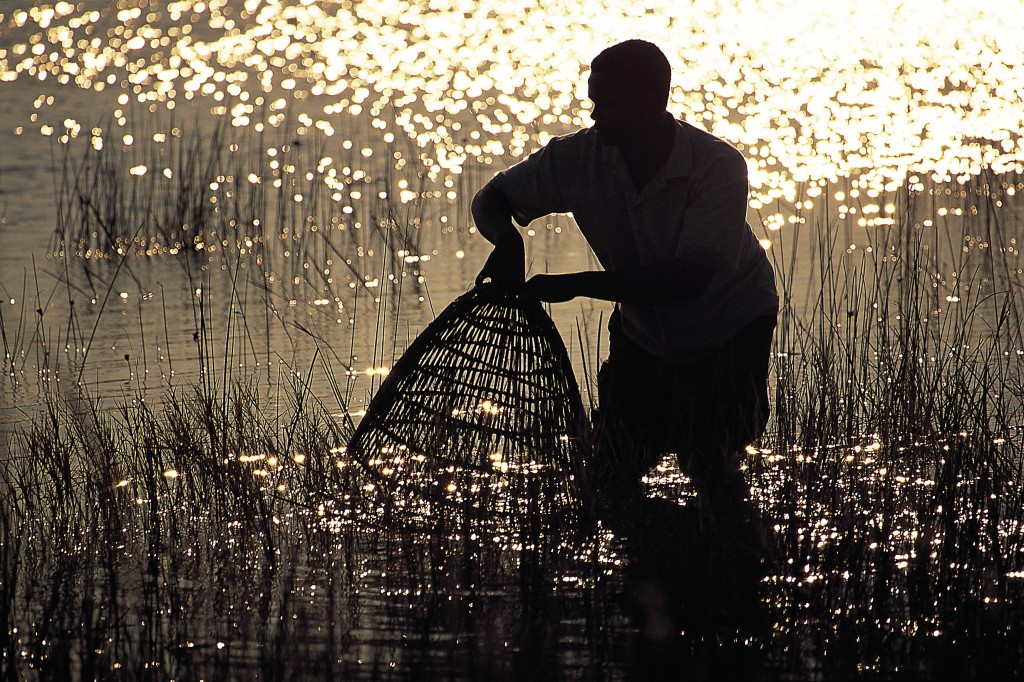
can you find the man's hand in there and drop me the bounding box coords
[519,273,580,303]
[475,230,525,291]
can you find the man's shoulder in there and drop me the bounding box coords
[504,127,601,178]
[677,120,746,179]
[679,120,742,160]
[541,127,599,154]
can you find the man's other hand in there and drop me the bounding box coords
[519,274,578,303]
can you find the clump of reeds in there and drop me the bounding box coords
[0,372,366,678]
[51,108,433,295]
[750,169,1024,678]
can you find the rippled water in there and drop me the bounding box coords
[3,1,1024,679]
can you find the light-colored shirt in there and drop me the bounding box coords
[491,118,779,364]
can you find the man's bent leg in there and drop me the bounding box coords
[589,311,674,504]
[669,315,777,553]
[672,314,775,487]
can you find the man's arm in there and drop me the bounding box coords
[520,258,715,304]
[472,182,526,289]
[472,182,521,244]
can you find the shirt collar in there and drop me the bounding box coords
[597,117,693,182]
[664,119,693,178]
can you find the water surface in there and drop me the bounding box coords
[3,2,1024,679]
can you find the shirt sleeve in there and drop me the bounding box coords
[489,137,574,226]
[674,145,751,272]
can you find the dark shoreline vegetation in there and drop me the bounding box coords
[3,116,1024,680]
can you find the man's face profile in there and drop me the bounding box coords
[587,69,661,147]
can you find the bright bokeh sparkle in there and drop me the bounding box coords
[3,0,1024,214]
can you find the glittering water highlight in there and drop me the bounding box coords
[3,1,1024,679]
[4,0,1024,225]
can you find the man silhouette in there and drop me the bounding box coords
[472,39,778,520]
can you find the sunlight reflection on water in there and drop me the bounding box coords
[3,0,1024,230]
[3,2,1024,678]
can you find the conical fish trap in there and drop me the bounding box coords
[347,285,588,522]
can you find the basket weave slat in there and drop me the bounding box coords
[404,364,569,403]
[347,285,588,515]
[367,394,551,449]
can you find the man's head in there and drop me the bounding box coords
[588,40,671,146]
